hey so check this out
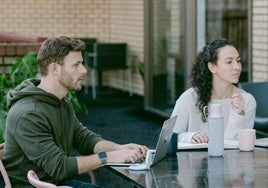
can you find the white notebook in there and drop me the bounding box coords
[178,138,268,149]
[177,139,239,150]
[255,137,268,147]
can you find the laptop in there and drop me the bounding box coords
[106,115,177,170]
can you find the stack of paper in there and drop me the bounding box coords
[177,140,239,150]
[178,138,268,150]
[255,137,268,147]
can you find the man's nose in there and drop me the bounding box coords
[81,64,87,74]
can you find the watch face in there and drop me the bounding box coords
[98,151,107,166]
[99,151,107,159]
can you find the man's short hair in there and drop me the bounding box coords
[37,36,86,76]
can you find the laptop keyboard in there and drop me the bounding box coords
[142,149,156,164]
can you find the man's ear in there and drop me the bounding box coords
[48,63,60,75]
[207,62,216,73]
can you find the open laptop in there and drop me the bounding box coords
[106,115,177,170]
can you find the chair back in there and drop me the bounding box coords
[91,43,128,70]
[80,38,97,53]
[27,170,71,188]
[0,143,94,187]
[0,143,12,188]
[238,81,268,117]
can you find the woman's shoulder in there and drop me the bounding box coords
[181,87,195,95]
[173,88,197,112]
[178,87,198,100]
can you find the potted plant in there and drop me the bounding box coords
[0,52,87,143]
[134,60,144,81]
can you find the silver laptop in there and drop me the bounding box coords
[107,115,177,170]
[149,115,177,167]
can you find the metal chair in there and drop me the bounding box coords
[0,143,96,187]
[27,170,96,188]
[79,38,98,95]
[85,43,132,99]
[238,81,268,138]
[0,143,11,188]
[27,170,71,188]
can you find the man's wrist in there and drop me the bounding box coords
[98,151,107,166]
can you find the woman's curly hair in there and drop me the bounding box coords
[191,38,234,122]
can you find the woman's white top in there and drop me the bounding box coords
[171,87,256,143]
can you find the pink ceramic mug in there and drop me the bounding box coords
[238,129,256,151]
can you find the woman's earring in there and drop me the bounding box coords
[203,106,210,121]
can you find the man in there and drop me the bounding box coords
[3,36,147,187]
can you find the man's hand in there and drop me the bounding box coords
[119,143,148,156]
[107,147,147,164]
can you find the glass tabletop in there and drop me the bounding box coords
[106,148,268,188]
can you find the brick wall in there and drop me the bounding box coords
[2,0,268,95]
[0,0,145,95]
[252,0,268,81]
[0,0,110,40]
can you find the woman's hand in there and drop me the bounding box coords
[230,92,245,115]
[191,132,208,143]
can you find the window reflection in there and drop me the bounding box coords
[205,0,248,82]
[147,0,248,116]
[176,151,256,187]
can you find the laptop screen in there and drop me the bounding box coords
[151,115,177,166]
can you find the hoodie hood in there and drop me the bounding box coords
[7,78,62,109]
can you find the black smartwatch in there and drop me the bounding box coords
[98,151,107,166]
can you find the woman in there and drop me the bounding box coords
[171,38,256,144]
